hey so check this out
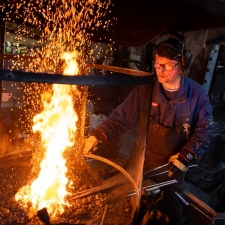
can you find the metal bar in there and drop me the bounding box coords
[0,69,154,85]
[146,180,177,191]
[100,204,109,225]
[143,163,169,178]
[69,179,177,201]
[145,170,168,178]
[203,45,220,94]
[144,164,197,179]
[126,179,178,197]
[69,179,125,200]
[85,64,151,76]
[185,191,217,217]
[82,154,140,202]
[0,56,151,76]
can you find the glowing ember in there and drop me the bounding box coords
[15,53,79,214]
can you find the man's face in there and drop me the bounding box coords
[154,54,181,84]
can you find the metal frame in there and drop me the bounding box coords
[203,45,220,94]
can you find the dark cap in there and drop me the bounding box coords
[155,38,184,61]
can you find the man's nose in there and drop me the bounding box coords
[158,64,165,71]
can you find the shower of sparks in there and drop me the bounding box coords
[1,0,114,73]
[1,0,114,133]
[1,0,115,217]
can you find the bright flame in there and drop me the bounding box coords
[15,52,79,215]
[61,52,79,76]
[10,0,113,216]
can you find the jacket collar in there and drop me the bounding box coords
[152,76,187,104]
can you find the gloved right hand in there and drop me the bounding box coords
[83,136,99,154]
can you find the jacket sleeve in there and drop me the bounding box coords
[181,92,215,160]
[93,85,142,141]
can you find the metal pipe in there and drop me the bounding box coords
[146,180,177,191]
[84,64,151,76]
[144,164,197,179]
[100,204,109,225]
[82,154,140,202]
[70,179,125,200]
[145,170,168,178]
[0,69,154,85]
[143,163,169,178]
[126,179,178,197]
[0,56,151,76]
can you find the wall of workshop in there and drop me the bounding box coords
[1,28,40,129]
[127,47,141,70]
[185,28,225,84]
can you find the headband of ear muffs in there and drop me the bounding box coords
[154,33,193,71]
[155,38,183,61]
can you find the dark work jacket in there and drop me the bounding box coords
[95,76,215,161]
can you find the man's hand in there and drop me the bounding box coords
[83,136,99,154]
[168,153,179,164]
[168,153,188,177]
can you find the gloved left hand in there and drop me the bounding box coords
[168,147,196,177]
[168,147,197,177]
[168,153,188,177]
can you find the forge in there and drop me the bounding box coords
[0,64,157,225]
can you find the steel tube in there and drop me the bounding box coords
[0,69,154,85]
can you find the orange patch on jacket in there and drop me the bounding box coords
[151,102,158,106]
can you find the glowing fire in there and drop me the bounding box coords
[15,52,79,214]
[10,0,113,217]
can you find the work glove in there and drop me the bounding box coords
[168,148,196,177]
[83,136,99,154]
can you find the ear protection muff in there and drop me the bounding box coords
[182,49,192,71]
[154,31,193,71]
